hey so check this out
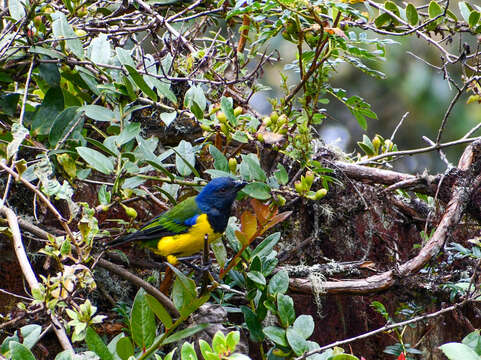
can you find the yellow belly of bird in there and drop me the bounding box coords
[155,213,221,259]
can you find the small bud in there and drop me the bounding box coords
[384,139,393,152]
[295,181,304,194]
[234,106,243,116]
[256,133,264,142]
[74,29,87,37]
[372,136,381,152]
[33,16,43,27]
[121,204,137,219]
[228,158,238,173]
[276,195,286,206]
[270,111,279,122]
[278,114,288,126]
[263,116,272,127]
[200,124,211,132]
[216,111,227,123]
[304,171,314,188]
[315,188,328,200]
[77,6,88,17]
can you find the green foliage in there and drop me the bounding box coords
[440,330,481,360]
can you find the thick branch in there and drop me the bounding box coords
[0,206,73,351]
[291,140,481,295]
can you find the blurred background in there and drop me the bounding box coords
[249,23,481,174]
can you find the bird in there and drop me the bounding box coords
[107,177,247,264]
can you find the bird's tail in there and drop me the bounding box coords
[105,232,137,249]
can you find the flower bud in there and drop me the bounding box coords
[216,111,227,123]
[228,158,238,173]
[275,195,286,206]
[270,111,279,122]
[234,106,243,116]
[315,188,328,200]
[295,181,304,194]
[121,204,137,219]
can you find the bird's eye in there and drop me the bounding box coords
[219,187,227,192]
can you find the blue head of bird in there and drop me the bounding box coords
[196,177,247,213]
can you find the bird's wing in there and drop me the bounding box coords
[142,196,201,235]
[107,196,202,247]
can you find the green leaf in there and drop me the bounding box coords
[38,63,61,87]
[268,269,289,295]
[77,147,114,175]
[384,1,400,16]
[8,0,25,20]
[116,336,134,360]
[200,340,215,360]
[462,330,481,354]
[175,140,197,177]
[240,306,264,342]
[89,33,111,65]
[51,12,84,58]
[31,86,64,135]
[145,294,173,329]
[130,288,156,349]
[184,85,206,111]
[469,11,480,28]
[375,13,392,28]
[286,327,308,356]
[446,9,458,21]
[85,327,114,360]
[87,137,119,157]
[0,93,20,116]
[330,355,359,360]
[211,238,227,268]
[251,232,281,259]
[405,3,418,25]
[169,264,197,313]
[240,154,266,182]
[210,145,228,171]
[49,106,82,147]
[274,164,288,185]
[428,0,443,18]
[247,271,266,286]
[162,324,209,345]
[116,47,135,67]
[29,46,66,59]
[242,182,271,200]
[115,122,141,146]
[263,326,288,347]
[293,315,314,339]
[232,131,248,143]
[7,123,29,160]
[160,111,177,126]
[225,331,240,352]
[221,96,237,126]
[277,293,295,328]
[54,350,75,360]
[439,343,480,360]
[9,341,35,360]
[125,65,158,102]
[212,331,227,354]
[19,324,42,349]
[81,105,117,122]
[459,2,472,23]
[181,342,198,360]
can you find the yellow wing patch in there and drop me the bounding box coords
[156,214,222,258]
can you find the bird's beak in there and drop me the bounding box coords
[234,180,248,190]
